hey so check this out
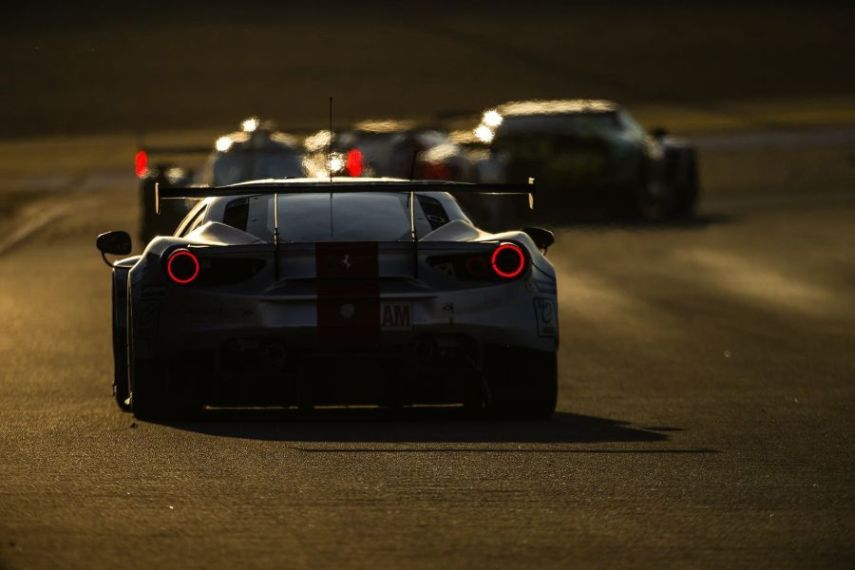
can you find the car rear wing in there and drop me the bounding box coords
[155,179,535,279]
[155,179,535,209]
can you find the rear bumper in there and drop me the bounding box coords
[165,336,480,406]
[132,283,558,406]
[148,282,557,353]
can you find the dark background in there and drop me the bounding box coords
[4,1,854,136]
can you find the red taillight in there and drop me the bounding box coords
[346,148,363,177]
[166,249,200,285]
[134,150,148,178]
[491,243,526,279]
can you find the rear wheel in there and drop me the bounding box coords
[111,275,131,411]
[128,302,201,421]
[671,151,699,219]
[608,173,668,222]
[636,180,672,221]
[611,161,675,222]
[484,347,557,420]
[130,356,202,421]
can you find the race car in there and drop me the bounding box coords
[303,119,475,181]
[136,118,305,244]
[96,178,559,421]
[472,100,699,224]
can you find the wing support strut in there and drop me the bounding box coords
[409,191,418,279]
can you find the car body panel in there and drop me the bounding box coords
[115,179,558,409]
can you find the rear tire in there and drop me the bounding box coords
[671,151,699,219]
[635,179,674,221]
[484,347,557,420]
[130,359,202,421]
[128,301,201,421]
[111,274,131,412]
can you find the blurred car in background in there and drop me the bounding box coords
[471,100,699,226]
[303,119,475,181]
[136,118,305,243]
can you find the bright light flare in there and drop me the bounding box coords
[482,109,503,128]
[241,117,259,132]
[327,152,345,174]
[474,125,494,143]
[215,136,233,152]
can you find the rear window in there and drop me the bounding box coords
[222,197,250,231]
[240,192,424,242]
[174,203,208,237]
[496,112,623,139]
[210,150,303,186]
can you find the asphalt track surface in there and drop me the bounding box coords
[1,139,854,568]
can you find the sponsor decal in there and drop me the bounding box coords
[381,303,412,331]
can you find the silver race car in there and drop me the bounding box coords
[96,179,559,420]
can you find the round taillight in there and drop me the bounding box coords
[166,249,200,285]
[491,243,526,279]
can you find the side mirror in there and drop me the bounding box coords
[522,226,554,253]
[96,231,132,267]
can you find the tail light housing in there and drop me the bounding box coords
[166,249,200,285]
[427,242,528,282]
[164,249,266,287]
[491,243,526,279]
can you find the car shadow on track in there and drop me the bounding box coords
[156,409,713,452]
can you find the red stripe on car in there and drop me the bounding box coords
[315,242,380,347]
